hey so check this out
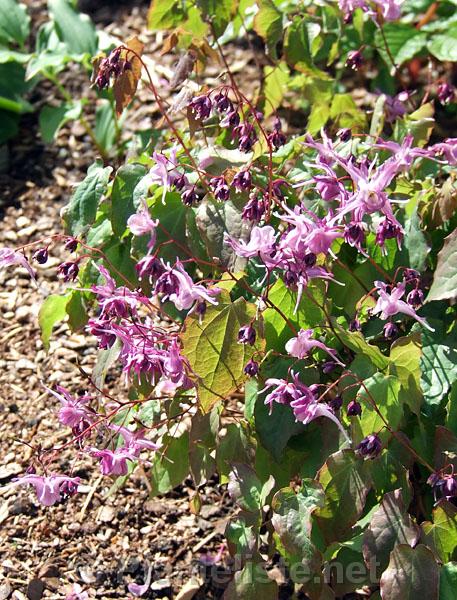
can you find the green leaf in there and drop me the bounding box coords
[420,327,457,407]
[92,340,121,389]
[63,160,112,236]
[263,279,324,352]
[427,229,457,302]
[315,450,371,544]
[147,0,186,30]
[260,62,289,117]
[374,23,427,67]
[228,463,263,512]
[330,93,366,130]
[271,482,324,575]
[150,432,189,495]
[196,0,234,37]
[181,297,262,412]
[226,516,259,559]
[335,325,389,370]
[48,0,98,55]
[389,334,422,415]
[404,210,429,271]
[355,373,403,441]
[26,51,73,80]
[223,562,278,600]
[94,100,117,152]
[0,0,30,45]
[195,198,251,270]
[380,544,439,600]
[39,101,82,143]
[38,294,68,351]
[428,29,457,62]
[362,489,420,578]
[111,163,147,237]
[440,562,457,600]
[253,0,283,58]
[216,423,252,483]
[152,192,195,262]
[66,289,88,331]
[422,501,457,563]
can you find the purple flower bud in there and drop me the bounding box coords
[190,95,212,120]
[284,269,298,288]
[437,82,455,105]
[244,359,259,377]
[233,170,252,192]
[181,186,198,206]
[214,92,233,113]
[347,400,362,417]
[337,128,351,142]
[304,252,317,267]
[220,110,240,128]
[57,261,79,282]
[376,218,403,248]
[174,173,188,191]
[64,238,78,253]
[443,476,457,498]
[344,222,365,247]
[33,247,48,264]
[272,179,289,200]
[329,394,343,411]
[268,130,287,150]
[356,433,382,459]
[239,135,256,153]
[242,194,266,222]
[238,324,256,345]
[60,479,79,499]
[322,360,338,374]
[26,464,36,474]
[406,288,424,308]
[349,318,361,332]
[383,321,398,340]
[346,50,363,70]
[195,301,207,317]
[403,268,420,283]
[210,176,230,201]
[135,256,165,281]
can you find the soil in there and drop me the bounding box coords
[0,2,255,599]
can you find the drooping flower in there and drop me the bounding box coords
[372,281,434,331]
[12,474,80,506]
[285,328,344,365]
[108,424,160,454]
[92,265,150,318]
[44,385,92,428]
[437,82,455,105]
[127,208,158,249]
[89,447,138,476]
[356,433,382,459]
[224,225,278,268]
[0,247,36,281]
[155,259,220,311]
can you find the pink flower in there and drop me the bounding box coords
[0,247,36,281]
[372,281,434,331]
[225,225,278,268]
[89,447,137,476]
[12,474,80,506]
[285,329,344,366]
[127,209,158,249]
[290,396,349,440]
[128,564,152,597]
[44,385,92,428]
[108,424,160,453]
[157,260,220,311]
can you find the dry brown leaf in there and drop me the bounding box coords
[113,36,145,117]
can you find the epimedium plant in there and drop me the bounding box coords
[2,0,457,598]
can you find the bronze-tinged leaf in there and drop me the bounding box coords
[160,30,179,56]
[362,489,420,579]
[380,544,439,600]
[113,36,144,117]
